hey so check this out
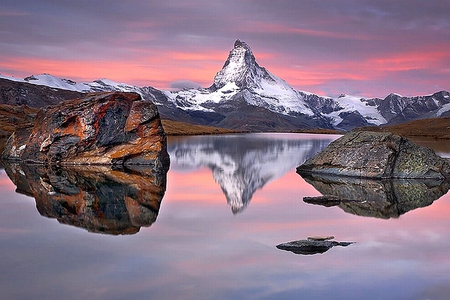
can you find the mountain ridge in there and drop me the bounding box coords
[1,40,449,131]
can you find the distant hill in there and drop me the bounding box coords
[357,117,450,139]
[0,77,84,108]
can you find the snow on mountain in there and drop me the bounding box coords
[162,85,232,112]
[166,40,315,116]
[1,40,449,131]
[0,73,24,83]
[22,74,90,91]
[10,73,154,99]
[437,102,450,116]
[327,94,387,126]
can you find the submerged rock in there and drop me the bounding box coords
[297,131,450,179]
[276,238,354,255]
[2,92,169,169]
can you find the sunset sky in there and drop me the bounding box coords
[0,0,449,98]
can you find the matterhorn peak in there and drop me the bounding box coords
[212,39,269,90]
[232,39,254,56]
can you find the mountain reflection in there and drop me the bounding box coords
[300,173,450,219]
[168,134,336,213]
[3,162,168,235]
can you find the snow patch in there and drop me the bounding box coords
[437,103,450,116]
[324,94,386,126]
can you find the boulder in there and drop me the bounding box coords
[297,131,450,179]
[2,92,169,169]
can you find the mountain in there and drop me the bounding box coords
[0,75,85,108]
[1,40,449,131]
[170,40,314,116]
[163,40,332,130]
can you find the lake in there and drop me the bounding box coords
[1,133,449,300]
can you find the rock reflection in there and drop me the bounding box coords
[3,162,168,235]
[300,173,450,219]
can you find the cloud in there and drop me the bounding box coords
[0,0,448,97]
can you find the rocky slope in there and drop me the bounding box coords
[0,76,85,108]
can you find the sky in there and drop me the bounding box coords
[0,0,449,98]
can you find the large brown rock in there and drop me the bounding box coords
[297,131,450,179]
[2,92,169,168]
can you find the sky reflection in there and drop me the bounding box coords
[0,134,450,300]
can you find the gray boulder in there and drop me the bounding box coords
[297,131,450,179]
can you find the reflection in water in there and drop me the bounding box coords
[300,173,450,219]
[168,134,337,213]
[276,238,355,255]
[3,162,168,235]
[1,134,450,300]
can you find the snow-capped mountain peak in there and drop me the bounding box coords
[212,39,264,90]
[166,40,315,117]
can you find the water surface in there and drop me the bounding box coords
[1,133,450,300]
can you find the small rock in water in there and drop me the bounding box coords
[276,237,354,255]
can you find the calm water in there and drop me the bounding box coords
[1,133,450,300]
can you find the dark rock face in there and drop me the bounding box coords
[2,92,169,168]
[276,238,354,255]
[3,162,167,235]
[380,91,450,125]
[297,131,450,179]
[301,174,450,219]
[0,104,38,137]
[0,78,85,108]
[0,104,38,154]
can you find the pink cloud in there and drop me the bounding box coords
[243,21,370,40]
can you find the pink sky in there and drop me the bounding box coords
[1,0,449,98]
